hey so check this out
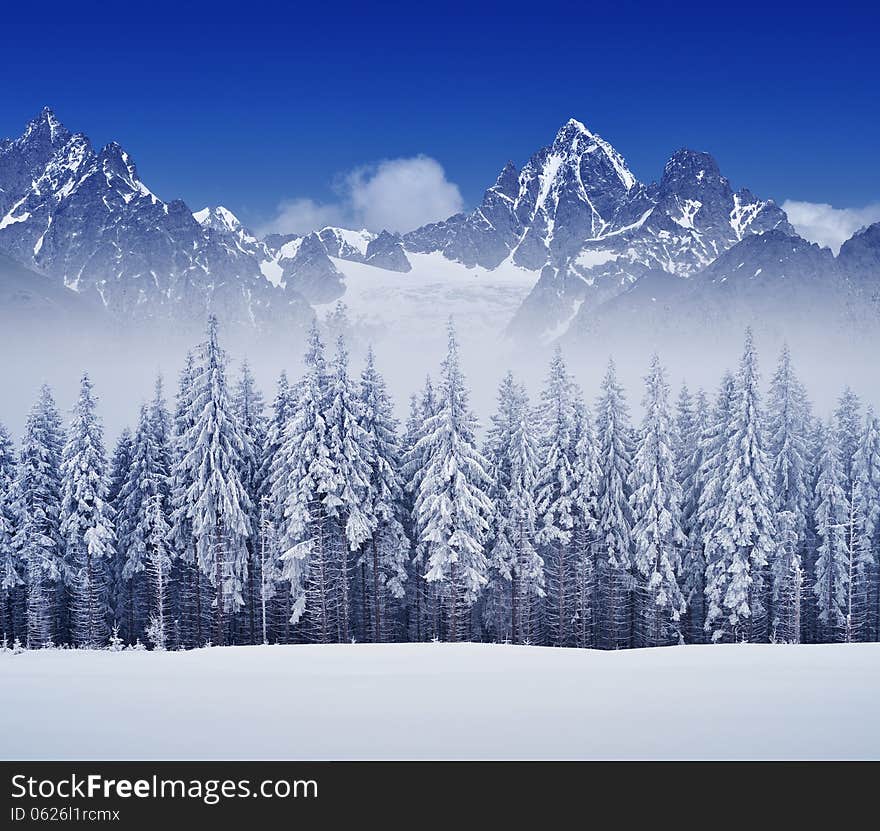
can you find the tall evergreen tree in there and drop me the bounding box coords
[232,360,267,644]
[679,387,711,643]
[176,317,251,645]
[117,404,168,644]
[813,423,853,642]
[170,351,205,647]
[485,373,543,644]
[595,359,634,649]
[766,346,811,641]
[273,323,338,641]
[402,377,439,640]
[534,350,579,647]
[324,337,375,641]
[412,321,492,641]
[357,347,408,642]
[14,385,65,647]
[704,332,776,643]
[60,374,114,648]
[571,403,601,648]
[0,424,22,644]
[629,356,686,647]
[853,410,880,640]
[259,371,293,642]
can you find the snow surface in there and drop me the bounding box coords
[3,643,879,760]
[323,251,537,343]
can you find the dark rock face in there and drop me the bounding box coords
[278,233,345,304]
[364,231,411,272]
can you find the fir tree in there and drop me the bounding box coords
[595,359,634,649]
[571,403,600,648]
[325,336,375,641]
[0,423,22,644]
[679,386,711,643]
[853,410,880,640]
[232,360,267,644]
[106,429,133,634]
[143,494,172,650]
[357,346,409,642]
[402,377,438,640]
[485,373,543,644]
[259,371,294,642]
[705,332,776,643]
[169,351,205,647]
[273,323,339,641]
[177,317,251,645]
[813,424,852,642]
[60,374,114,648]
[766,346,811,641]
[534,350,580,647]
[412,321,492,641]
[628,356,686,647]
[117,404,168,644]
[15,385,65,647]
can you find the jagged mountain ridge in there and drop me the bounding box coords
[1,108,875,346]
[0,108,311,331]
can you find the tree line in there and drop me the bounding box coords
[1,318,878,651]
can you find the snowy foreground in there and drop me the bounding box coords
[3,642,879,760]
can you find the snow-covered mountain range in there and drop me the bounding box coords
[1,108,877,343]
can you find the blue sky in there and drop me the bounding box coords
[3,1,878,238]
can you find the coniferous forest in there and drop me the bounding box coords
[1,317,879,653]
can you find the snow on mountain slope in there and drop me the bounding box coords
[0,110,311,332]
[322,251,538,344]
[3,642,879,760]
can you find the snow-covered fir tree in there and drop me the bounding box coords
[766,346,811,642]
[232,360,267,644]
[628,356,686,647]
[484,372,544,644]
[324,336,375,642]
[106,428,133,634]
[704,332,776,643]
[272,323,339,642]
[813,423,853,642]
[60,374,115,648]
[143,493,172,650]
[259,371,294,642]
[357,346,408,642]
[169,351,205,646]
[595,359,634,649]
[14,385,65,647]
[176,317,251,645]
[412,321,492,642]
[0,423,22,644]
[402,377,439,640]
[117,404,169,644]
[534,350,580,647]
[678,386,710,643]
[853,410,880,640]
[571,402,601,648]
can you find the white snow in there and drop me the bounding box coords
[2,643,878,760]
[575,248,618,269]
[324,251,538,342]
[323,226,375,256]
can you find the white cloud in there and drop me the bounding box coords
[258,198,348,237]
[782,200,880,254]
[259,155,463,237]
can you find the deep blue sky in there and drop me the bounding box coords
[3,1,877,229]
